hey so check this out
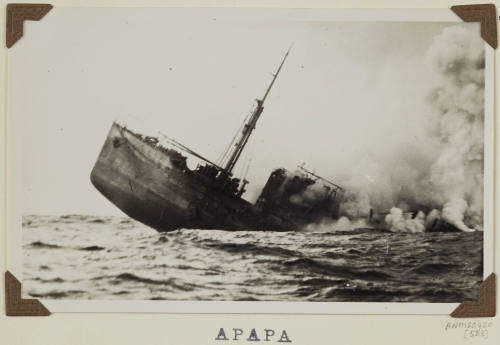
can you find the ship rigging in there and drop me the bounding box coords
[219,46,292,176]
[91,46,344,232]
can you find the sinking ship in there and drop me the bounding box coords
[91,48,344,232]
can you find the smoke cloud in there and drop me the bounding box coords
[290,182,330,207]
[305,216,367,232]
[441,198,475,232]
[385,208,426,233]
[423,25,485,231]
[317,25,485,232]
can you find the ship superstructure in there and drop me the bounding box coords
[91,48,344,232]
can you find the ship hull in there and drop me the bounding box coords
[91,124,195,231]
[91,123,288,232]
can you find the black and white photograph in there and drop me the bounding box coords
[8,8,492,308]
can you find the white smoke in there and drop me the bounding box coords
[305,216,367,232]
[385,208,426,233]
[425,209,442,230]
[338,190,372,219]
[289,182,329,207]
[330,25,484,232]
[423,25,484,231]
[442,198,475,232]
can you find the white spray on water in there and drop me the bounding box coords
[304,216,367,232]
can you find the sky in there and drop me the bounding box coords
[9,8,480,215]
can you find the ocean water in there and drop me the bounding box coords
[22,215,483,302]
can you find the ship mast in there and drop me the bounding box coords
[223,46,292,174]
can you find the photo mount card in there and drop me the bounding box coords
[3,5,496,316]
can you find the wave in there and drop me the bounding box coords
[284,257,392,281]
[411,263,459,275]
[323,252,346,260]
[155,236,169,244]
[115,273,173,285]
[205,242,300,258]
[173,264,217,272]
[29,290,86,299]
[346,248,366,255]
[414,287,469,302]
[113,273,213,293]
[234,297,261,301]
[300,277,349,287]
[319,286,411,301]
[80,245,106,251]
[25,241,63,249]
[89,218,106,224]
[23,214,127,227]
[112,290,130,296]
[30,277,66,283]
[25,241,107,251]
